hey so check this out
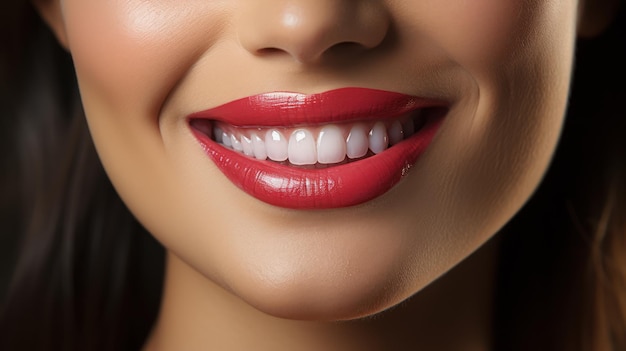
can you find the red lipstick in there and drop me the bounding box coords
[189,88,446,209]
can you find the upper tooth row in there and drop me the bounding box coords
[214,120,415,165]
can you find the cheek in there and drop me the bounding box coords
[62,0,228,116]
[392,0,579,251]
[439,0,577,237]
[414,0,572,67]
[58,0,235,244]
[449,0,529,62]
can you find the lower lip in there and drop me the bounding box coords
[191,118,443,209]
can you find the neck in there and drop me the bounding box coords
[144,238,498,351]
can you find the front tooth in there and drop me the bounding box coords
[222,132,232,147]
[369,122,388,154]
[346,124,369,159]
[231,134,243,152]
[241,135,254,156]
[317,125,346,164]
[388,120,404,145]
[266,129,288,161]
[251,133,267,160]
[288,129,317,165]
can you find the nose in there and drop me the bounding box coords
[237,0,390,64]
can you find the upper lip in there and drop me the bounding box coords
[187,87,446,127]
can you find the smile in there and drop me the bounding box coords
[189,87,447,209]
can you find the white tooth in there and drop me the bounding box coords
[265,129,288,161]
[214,126,224,143]
[251,133,267,160]
[231,134,243,152]
[241,135,254,156]
[222,132,232,147]
[317,125,346,164]
[369,122,388,154]
[288,129,317,165]
[403,118,415,138]
[346,124,369,159]
[389,121,404,145]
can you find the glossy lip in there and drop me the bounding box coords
[188,87,443,126]
[188,87,447,209]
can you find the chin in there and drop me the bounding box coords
[230,268,418,321]
[207,223,440,321]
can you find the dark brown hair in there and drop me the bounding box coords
[493,5,626,349]
[0,2,163,350]
[1,1,624,350]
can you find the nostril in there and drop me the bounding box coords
[327,41,369,55]
[337,41,365,48]
[256,47,286,56]
[255,42,371,63]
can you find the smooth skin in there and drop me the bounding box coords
[34,0,615,349]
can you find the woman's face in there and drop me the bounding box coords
[47,0,579,319]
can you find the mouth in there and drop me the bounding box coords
[188,87,448,209]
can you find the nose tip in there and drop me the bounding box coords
[237,1,390,64]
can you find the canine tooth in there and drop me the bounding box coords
[369,122,388,154]
[266,129,288,161]
[346,124,369,159]
[241,135,254,156]
[317,125,346,164]
[288,129,317,165]
[222,132,232,147]
[389,120,404,145]
[251,133,267,160]
[231,134,243,152]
